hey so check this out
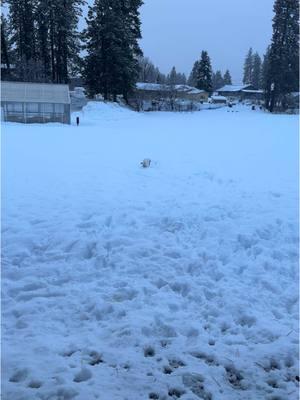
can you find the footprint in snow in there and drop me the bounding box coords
[182,373,212,400]
[28,379,43,389]
[9,368,29,382]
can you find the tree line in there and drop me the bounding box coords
[139,52,232,94]
[0,0,232,100]
[1,0,84,84]
[138,58,187,85]
[263,0,299,111]
[1,0,143,101]
[1,0,298,110]
[243,48,263,89]
[243,0,299,111]
[188,51,232,93]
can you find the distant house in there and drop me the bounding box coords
[136,83,208,102]
[1,81,71,124]
[241,89,264,102]
[132,83,208,111]
[216,84,255,100]
[210,95,227,104]
[174,85,209,102]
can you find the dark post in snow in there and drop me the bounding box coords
[76,116,80,126]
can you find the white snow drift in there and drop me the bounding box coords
[2,102,299,400]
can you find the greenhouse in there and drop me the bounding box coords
[1,81,71,124]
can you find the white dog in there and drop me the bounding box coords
[141,158,151,168]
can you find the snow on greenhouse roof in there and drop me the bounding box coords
[1,81,70,104]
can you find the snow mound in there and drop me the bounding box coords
[80,101,136,122]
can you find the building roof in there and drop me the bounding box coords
[211,95,227,101]
[136,82,164,91]
[242,89,264,94]
[1,81,70,104]
[217,84,253,92]
[136,82,206,94]
[174,85,206,94]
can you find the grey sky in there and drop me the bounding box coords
[139,0,275,83]
[82,0,274,83]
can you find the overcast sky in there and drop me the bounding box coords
[81,0,274,83]
[139,0,274,83]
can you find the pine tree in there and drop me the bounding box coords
[265,0,299,111]
[212,70,224,90]
[176,72,187,84]
[48,0,84,83]
[188,61,199,87]
[196,51,213,93]
[83,0,122,99]
[252,52,262,89]
[156,69,166,84]
[83,0,143,101]
[35,0,51,81]
[261,47,271,92]
[168,66,177,85]
[223,69,232,85]
[138,57,154,82]
[7,0,38,81]
[7,0,83,83]
[1,16,13,80]
[118,0,143,100]
[138,57,167,84]
[243,47,253,84]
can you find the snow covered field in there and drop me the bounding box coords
[2,103,299,400]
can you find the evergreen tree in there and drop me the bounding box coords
[35,0,51,81]
[188,60,199,87]
[243,47,253,84]
[223,69,232,85]
[83,0,143,101]
[7,0,83,83]
[212,70,224,90]
[156,69,166,84]
[176,72,187,84]
[1,16,13,80]
[48,0,84,83]
[83,0,123,99]
[265,0,299,111]
[261,47,271,92]
[196,51,213,93]
[7,0,38,81]
[252,52,262,88]
[138,57,155,82]
[167,66,177,85]
[137,57,167,84]
[119,0,143,99]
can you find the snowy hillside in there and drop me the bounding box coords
[2,103,299,400]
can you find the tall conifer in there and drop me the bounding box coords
[265,0,299,111]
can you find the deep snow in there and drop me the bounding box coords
[1,103,299,400]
